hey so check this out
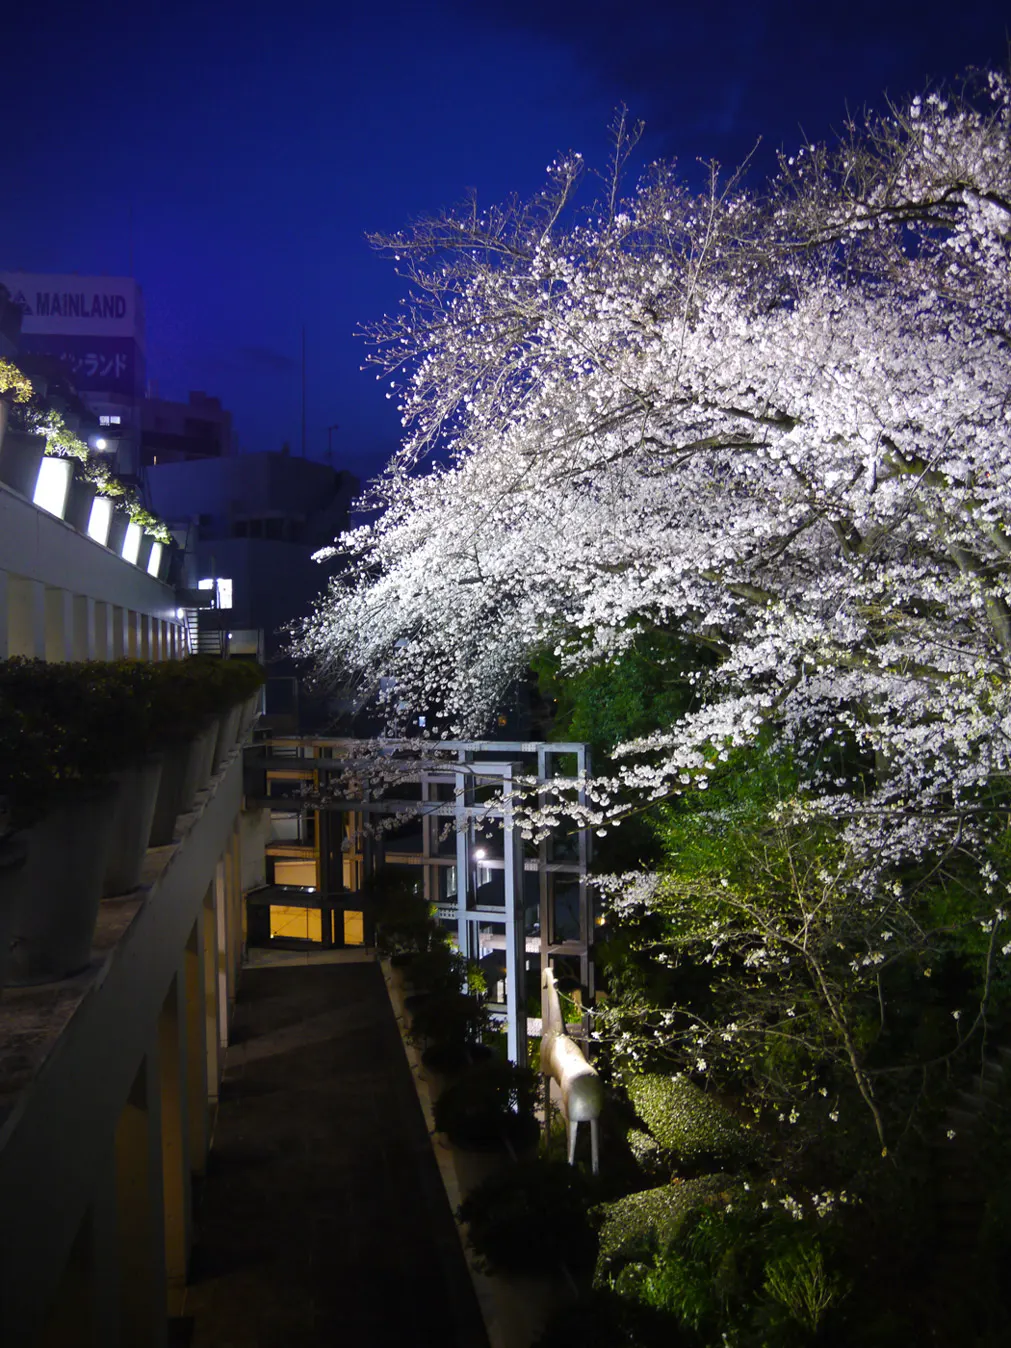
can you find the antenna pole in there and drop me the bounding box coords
[300,325,306,457]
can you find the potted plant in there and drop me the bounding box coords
[0,664,124,984]
[0,428,46,499]
[63,459,99,535]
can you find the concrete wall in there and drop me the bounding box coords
[0,481,184,660]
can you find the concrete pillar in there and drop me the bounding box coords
[184,919,210,1177]
[73,594,97,660]
[229,825,243,990]
[159,973,191,1318]
[126,610,140,659]
[202,885,221,1107]
[114,1056,167,1348]
[111,606,126,659]
[214,859,230,1048]
[45,586,74,662]
[140,613,151,662]
[94,601,111,660]
[8,575,46,657]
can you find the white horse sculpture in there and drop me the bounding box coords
[540,967,603,1173]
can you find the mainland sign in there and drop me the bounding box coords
[0,272,143,342]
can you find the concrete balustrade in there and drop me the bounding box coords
[0,749,251,1347]
[0,477,184,662]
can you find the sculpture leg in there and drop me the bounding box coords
[567,1118,578,1166]
[590,1117,600,1176]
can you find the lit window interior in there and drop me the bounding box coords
[198,577,233,608]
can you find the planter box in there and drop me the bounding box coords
[0,430,45,499]
[106,505,130,556]
[6,786,119,985]
[64,465,98,535]
[148,719,218,847]
[136,532,154,572]
[102,754,164,896]
[212,703,242,774]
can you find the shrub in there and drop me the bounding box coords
[626,1127,665,1178]
[609,1199,849,1345]
[433,1061,539,1151]
[458,1158,598,1276]
[594,1177,726,1285]
[0,657,267,828]
[626,1073,757,1168]
[409,991,486,1048]
[405,944,465,994]
[531,1289,688,1348]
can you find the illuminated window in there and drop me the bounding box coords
[269,905,322,942]
[87,496,113,545]
[33,458,72,518]
[121,522,142,564]
[198,577,233,608]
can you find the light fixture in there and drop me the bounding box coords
[474,847,487,860]
[94,436,108,451]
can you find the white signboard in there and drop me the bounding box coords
[0,273,143,342]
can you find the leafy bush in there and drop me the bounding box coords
[626,1073,757,1168]
[405,944,465,994]
[0,657,266,827]
[594,1178,726,1285]
[409,991,486,1048]
[531,1289,690,1348]
[626,1127,665,1178]
[458,1158,598,1276]
[433,1061,539,1151]
[608,1199,849,1345]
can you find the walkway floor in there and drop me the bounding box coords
[182,953,490,1348]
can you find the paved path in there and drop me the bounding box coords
[184,957,490,1348]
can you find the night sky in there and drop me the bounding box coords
[3,1,1008,485]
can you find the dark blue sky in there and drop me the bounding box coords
[3,1,1007,483]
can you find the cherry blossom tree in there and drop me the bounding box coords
[295,76,1011,1147]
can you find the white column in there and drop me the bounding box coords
[8,576,46,657]
[73,594,96,660]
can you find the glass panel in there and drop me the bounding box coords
[273,858,318,886]
[269,905,322,941]
[343,910,364,945]
[551,879,582,942]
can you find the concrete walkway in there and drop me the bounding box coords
[183,954,490,1348]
